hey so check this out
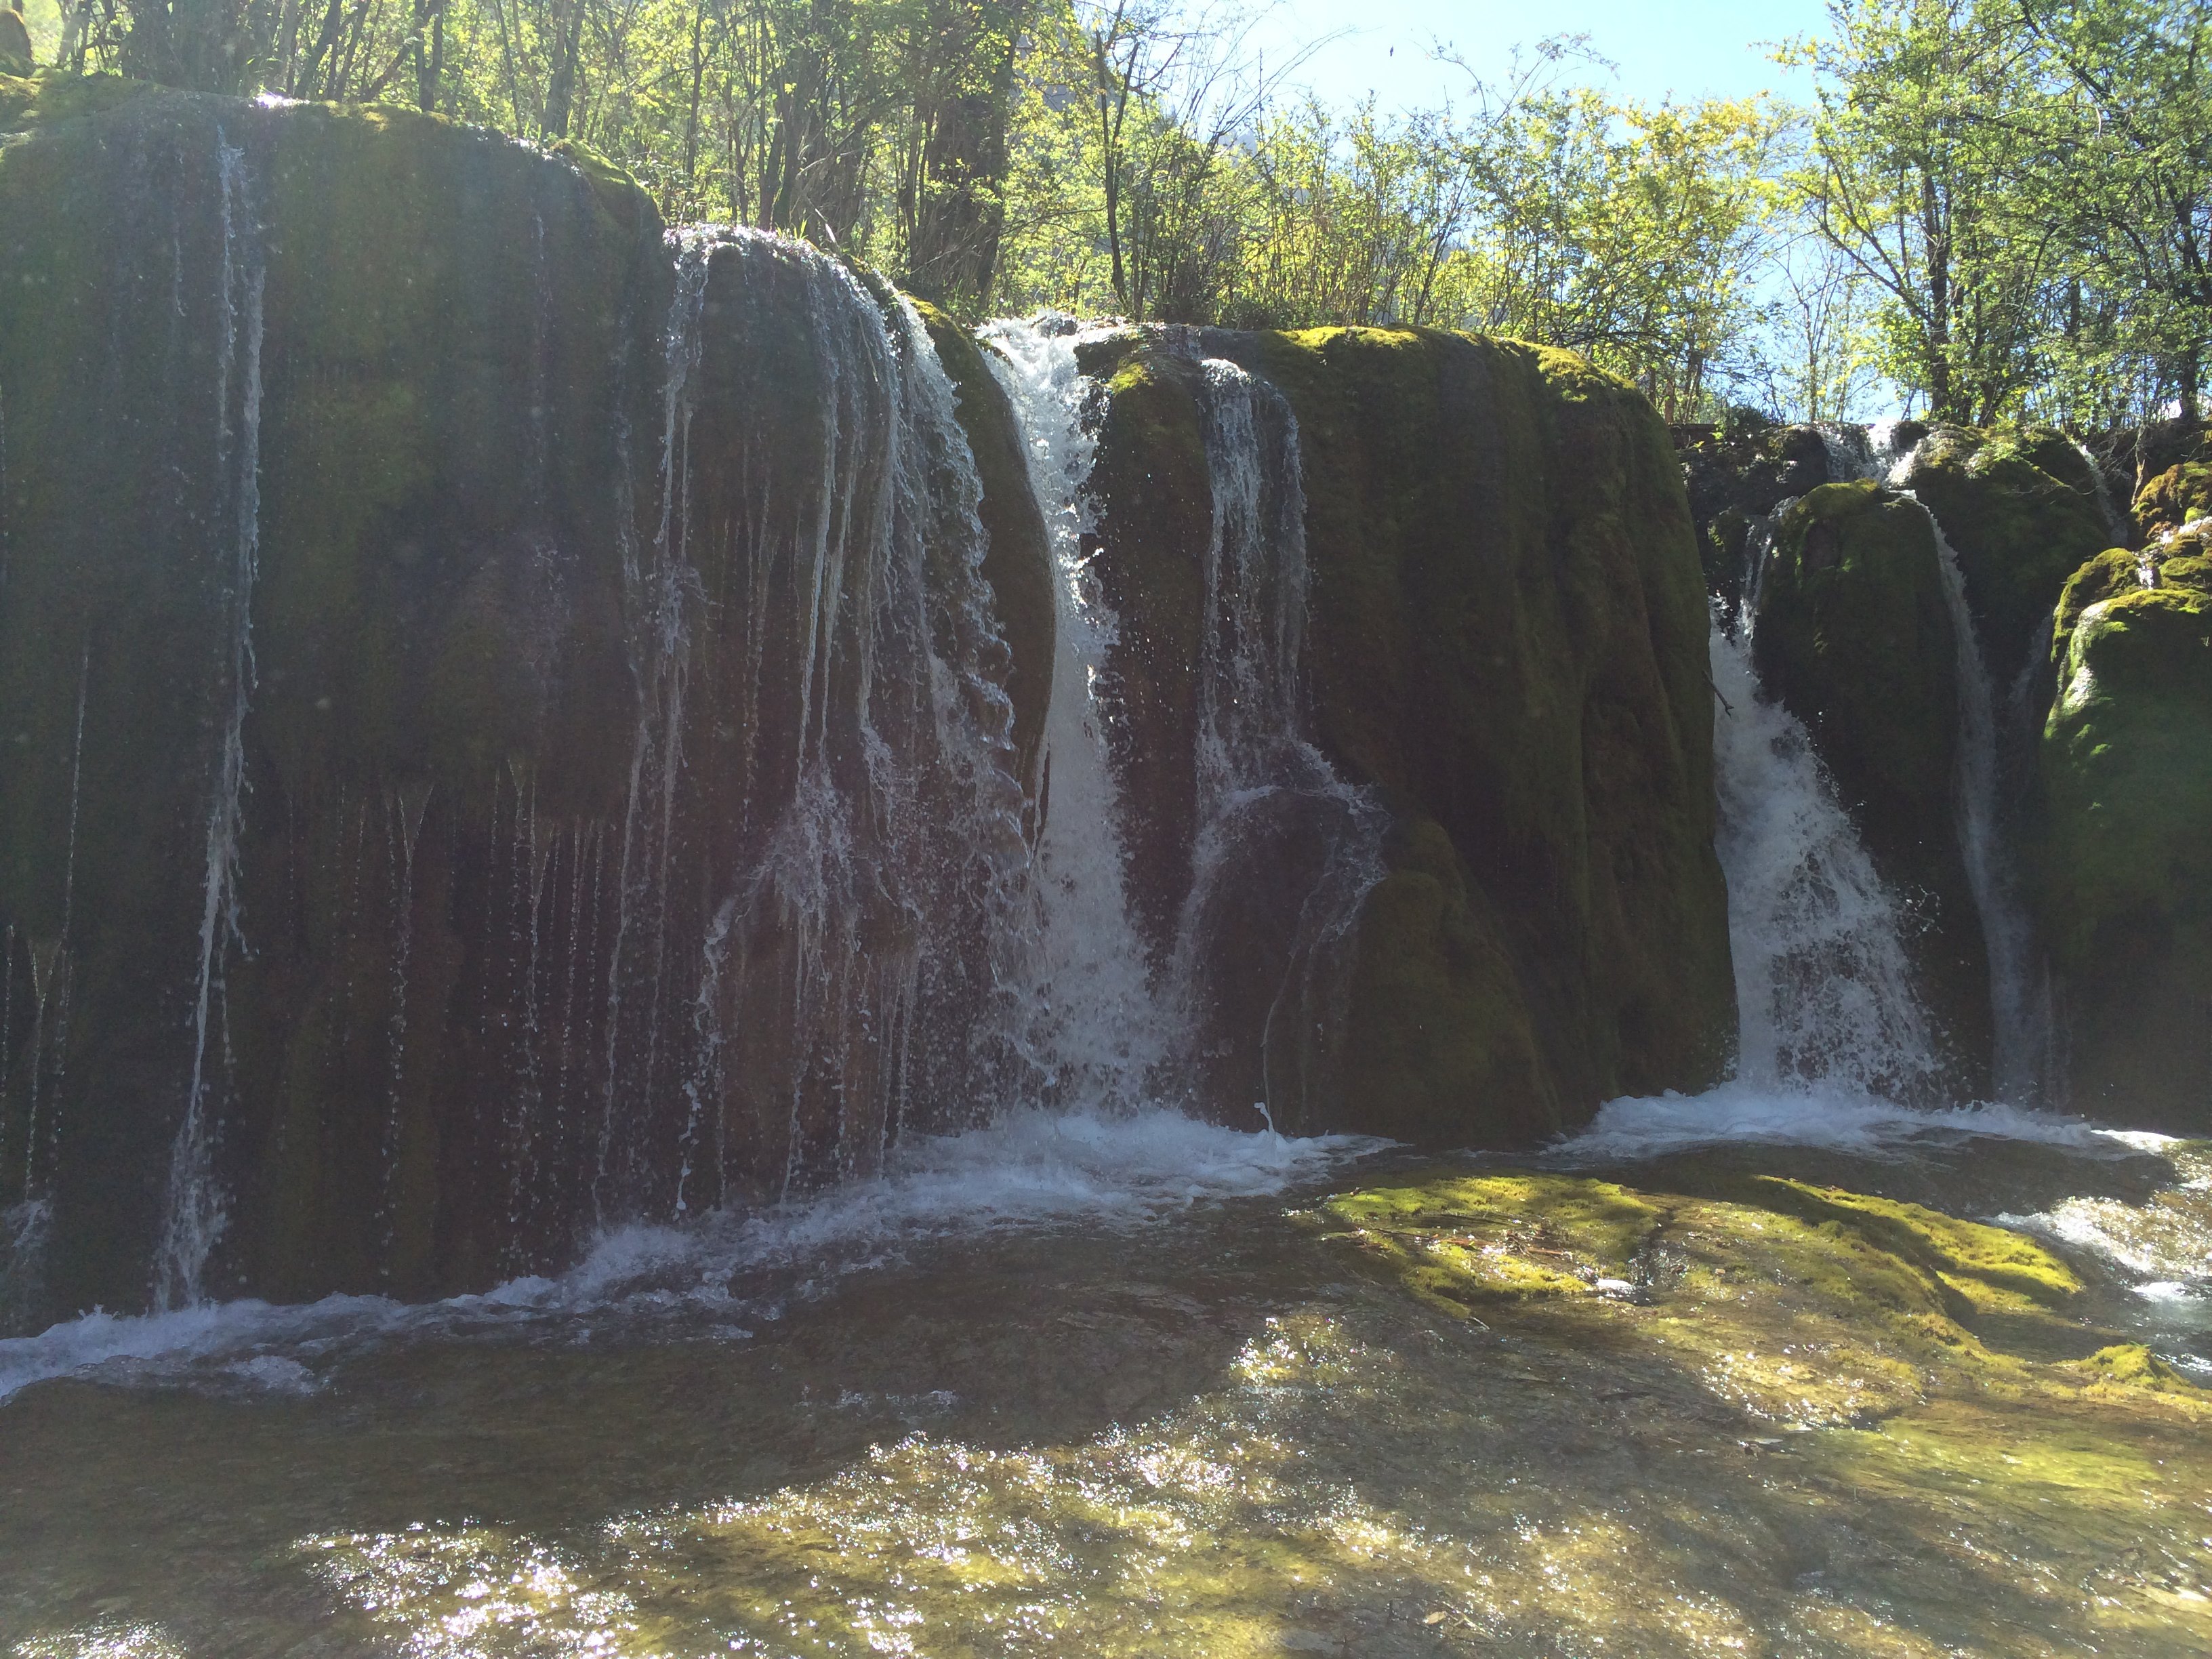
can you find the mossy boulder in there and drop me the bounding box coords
[2133,458,2212,540]
[1681,420,1838,607]
[1754,482,1991,1089]
[2038,554,2212,1130]
[1080,326,1734,1144]
[1900,426,2115,680]
[0,82,1054,1321]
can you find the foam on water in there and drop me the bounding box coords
[0,1108,1382,1404]
[1551,1080,2104,1163]
[1994,1132,2212,1303]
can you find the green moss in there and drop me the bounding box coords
[1322,1168,2203,1431]
[0,68,150,136]
[1742,1179,2084,1305]
[2068,1342,2205,1396]
[2039,566,2212,1129]
[1339,817,1559,1143]
[1904,427,2112,680]
[2132,458,2212,539]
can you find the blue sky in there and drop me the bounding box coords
[1243,0,1837,112]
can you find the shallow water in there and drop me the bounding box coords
[4,1102,2209,1658]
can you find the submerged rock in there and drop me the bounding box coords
[1324,1163,2202,1401]
[2040,549,2212,1130]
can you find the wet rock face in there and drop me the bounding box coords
[0,86,1053,1319]
[3,88,672,1315]
[2041,550,2212,1132]
[1753,484,1992,1097]
[1681,416,1837,605]
[1896,426,2114,682]
[1078,327,1736,1146]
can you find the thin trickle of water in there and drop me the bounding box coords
[979,317,1168,1109]
[1903,495,2047,1103]
[594,230,714,1222]
[375,782,430,1275]
[579,231,1037,1222]
[2068,436,2133,549]
[1709,617,1944,1099]
[1169,359,1387,1123]
[155,138,265,1311]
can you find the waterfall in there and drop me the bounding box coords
[979,329,1385,1127]
[580,229,1036,1218]
[1710,617,1945,1099]
[1816,419,1919,489]
[2068,436,2133,548]
[979,316,1168,1108]
[1905,496,2046,1102]
[1167,359,1387,1125]
[1803,422,2049,1103]
[154,136,265,1312]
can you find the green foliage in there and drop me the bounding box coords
[1784,0,2211,426]
[31,0,2205,422]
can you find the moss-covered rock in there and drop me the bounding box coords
[0,82,1052,1322]
[1319,1168,2198,1425]
[1080,326,1734,1144]
[2038,555,2212,1131]
[1900,426,2115,682]
[2133,458,2212,540]
[1754,482,1992,1090]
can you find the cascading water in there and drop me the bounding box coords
[1905,495,2049,1102]
[1707,619,1944,1101]
[979,316,1167,1108]
[575,229,1043,1224]
[1805,421,2049,1104]
[2067,434,2134,549]
[1166,358,1387,1126]
[979,328,1387,1127]
[153,135,265,1312]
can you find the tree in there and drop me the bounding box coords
[2017,0,2211,419]
[1787,1,2058,423]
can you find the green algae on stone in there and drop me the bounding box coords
[1319,1167,2208,1459]
[2039,557,2212,1130]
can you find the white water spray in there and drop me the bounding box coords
[1708,619,1944,1099]
[980,317,1167,1107]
